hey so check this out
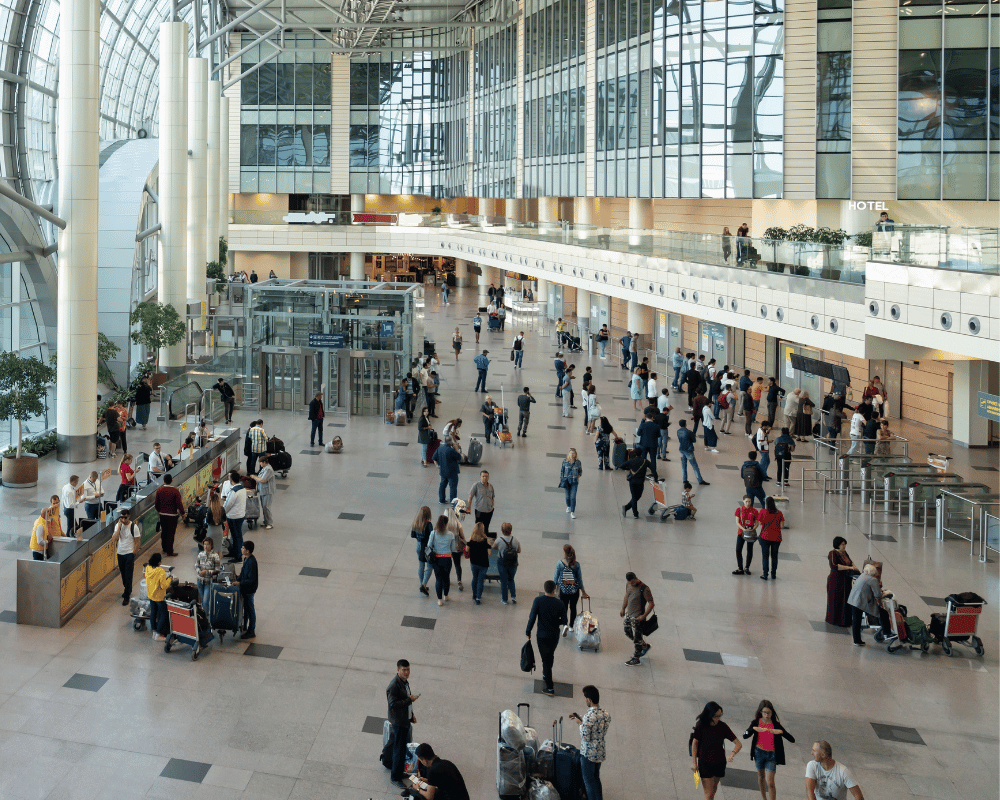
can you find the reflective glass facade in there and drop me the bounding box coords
[816,0,851,198]
[474,22,518,197]
[594,0,784,198]
[897,0,999,200]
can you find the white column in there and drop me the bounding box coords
[477,264,489,306]
[629,197,653,246]
[219,94,229,244]
[577,288,591,328]
[575,196,595,239]
[158,21,188,370]
[536,277,549,317]
[187,57,208,313]
[350,194,365,279]
[453,257,469,288]
[627,300,653,355]
[206,81,220,270]
[479,197,495,219]
[507,198,525,223]
[537,196,559,224]
[56,0,99,462]
[953,360,995,447]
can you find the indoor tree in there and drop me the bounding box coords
[129,301,186,366]
[0,351,56,459]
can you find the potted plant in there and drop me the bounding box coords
[0,351,56,487]
[129,301,187,386]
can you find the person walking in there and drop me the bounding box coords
[733,496,759,575]
[671,347,684,390]
[740,451,767,509]
[628,367,643,411]
[619,331,631,369]
[133,377,152,430]
[222,470,247,563]
[621,572,654,665]
[386,659,419,790]
[452,327,463,361]
[720,383,737,434]
[568,686,610,800]
[467,470,496,537]
[755,421,772,481]
[806,741,866,800]
[492,522,521,604]
[561,367,574,417]
[308,392,325,447]
[773,427,795,490]
[676,420,710,486]
[472,312,482,344]
[511,331,525,368]
[446,504,466,592]
[596,325,610,358]
[214,377,236,424]
[516,386,536,437]
[757,497,784,581]
[595,416,615,470]
[559,448,583,519]
[620,451,653,519]
[427,515,455,606]
[525,580,567,695]
[637,411,662,480]
[144,553,172,641]
[690,701,741,800]
[743,700,795,800]
[466,522,491,605]
[473,350,490,393]
[497,302,507,331]
[554,544,588,634]
[795,391,815,441]
[111,508,141,605]
[847,563,882,646]
[765,377,785,427]
[154,473,183,557]
[411,506,434,596]
[433,439,461,505]
[721,227,733,262]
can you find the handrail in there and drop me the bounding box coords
[981,512,999,563]
[866,493,931,539]
[167,380,202,420]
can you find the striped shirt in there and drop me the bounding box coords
[249,426,268,453]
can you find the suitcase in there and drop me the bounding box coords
[266,435,285,454]
[486,549,501,582]
[244,493,261,529]
[380,720,393,769]
[497,711,526,800]
[575,597,601,651]
[209,582,243,639]
[466,437,484,466]
[611,438,628,469]
[426,436,441,463]
[270,451,293,476]
[394,409,407,426]
[517,703,539,774]
[488,316,502,330]
[552,718,585,800]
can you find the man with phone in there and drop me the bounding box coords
[569,685,611,800]
[387,659,419,790]
[406,743,470,800]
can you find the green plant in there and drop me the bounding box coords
[207,260,228,295]
[811,227,850,247]
[50,332,121,387]
[129,301,186,365]
[764,225,849,247]
[0,351,56,458]
[854,231,873,248]
[762,227,789,241]
[218,236,228,266]
[2,431,57,458]
[431,206,442,214]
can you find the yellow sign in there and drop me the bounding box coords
[100,468,114,482]
[60,563,88,616]
[180,421,188,431]
[978,392,1000,422]
[88,539,118,590]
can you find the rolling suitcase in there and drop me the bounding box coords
[517,703,539,774]
[575,597,601,651]
[270,450,293,476]
[426,436,441,463]
[611,437,628,469]
[466,437,484,466]
[244,493,261,530]
[394,409,407,426]
[552,718,585,800]
[209,582,243,640]
[497,711,526,800]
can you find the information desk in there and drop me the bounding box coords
[16,429,242,627]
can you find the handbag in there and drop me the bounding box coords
[641,613,659,636]
[558,478,567,488]
[510,350,515,361]
[520,639,536,673]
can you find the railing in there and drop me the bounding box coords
[866,491,932,539]
[156,348,243,422]
[230,210,1000,276]
[937,490,1000,556]
[982,512,999,564]
[166,382,202,421]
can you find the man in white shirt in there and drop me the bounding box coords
[82,471,104,519]
[646,373,658,403]
[656,388,672,414]
[148,442,174,480]
[755,422,772,481]
[806,741,864,800]
[61,476,81,534]
[111,508,141,605]
[223,470,248,563]
[847,409,866,454]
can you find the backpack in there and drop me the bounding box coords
[741,462,763,488]
[774,438,791,460]
[500,538,519,568]
[718,393,730,410]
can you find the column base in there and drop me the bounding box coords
[57,433,98,464]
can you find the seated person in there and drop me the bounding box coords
[148,442,175,478]
[178,433,197,459]
[406,743,470,800]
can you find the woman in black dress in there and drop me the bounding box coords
[825,536,860,626]
[795,391,815,442]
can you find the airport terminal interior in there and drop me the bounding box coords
[0,0,998,798]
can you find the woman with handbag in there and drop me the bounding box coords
[446,502,467,591]
[559,448,583,519]
[410,506,433,596]
[466,523,491,604]
[418,407,434,467]
[733,496,759,575]
[596,324,610,358]
[554,544,588,635]
[756,497,785,581]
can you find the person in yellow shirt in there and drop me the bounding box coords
[29,500,55,560]
[144,552,173,641]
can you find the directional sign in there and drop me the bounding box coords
[978,392,1000,422]
[308,332,346,348]
[379,320,395,337]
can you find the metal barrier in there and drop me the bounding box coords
[936,490,1000,555]
[981,512,999,563]
[241,382,260,410]
[866,489,931,538]
[813,434,909,460]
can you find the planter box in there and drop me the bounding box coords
[2,452,39,487]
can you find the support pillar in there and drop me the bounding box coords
[575,197,595,239]
[187,57,208,311]
[56,0,99,462]
[453,258,469,288]
[219,95,229,245]
[206,81,220,271]
[479,197,496,219]
[627,300,653,356]
[629,198,653,246]
[506,198,525,223]
[158,20,189,370]
[350,194,366,279]
[953,360,997,447]
[477,264,489,306]
[537,196,559,225]
[536,277,549,316]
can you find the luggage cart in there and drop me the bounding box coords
[879,595,933,654]
[647,479,681,521]
[929,592,987,657]
[164,598,209,660]
[493,386,513,448]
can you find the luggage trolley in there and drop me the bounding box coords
[164,594,210,660]
[493,386,513,448]
[647,479,682,522]
[929,592,987,657]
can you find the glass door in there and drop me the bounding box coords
[350,355,394,416]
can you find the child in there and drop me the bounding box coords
[681,481,697,520]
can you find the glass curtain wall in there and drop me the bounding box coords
[816,0,851,198]
[349,36,468,198]
[239,34,333,193]
[522,0,587,197]
[594,0,784,198]
[897,0,998,200]
[473,23,517,198]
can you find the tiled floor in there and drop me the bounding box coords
[0,286,996,800]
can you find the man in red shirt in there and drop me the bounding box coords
[154,473,184,557]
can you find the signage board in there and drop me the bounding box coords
[308,332,346,348]
[379,320,395,337]
[978,392,1000,422]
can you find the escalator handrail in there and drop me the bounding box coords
[167,380,203,420]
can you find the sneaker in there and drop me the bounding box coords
[420,585,429,596]
[474,599,481,605]
[853,641,866,647]
[438,599,444,606]
[541,687,555,695]
[640,644,651,657]
[624,657,641,666]
[264,525,274,530]
[444,596,450,602]
[153,634,167,641]
[708,449,719,454]
[760,574,768,580]
[511,598,517,604]
[561,625,569,638]
[732,569,744,575]
[501,600,508,605]
[566,507,570,513]
[570,513,576,519]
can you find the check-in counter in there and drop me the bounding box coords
[16,429,242,627]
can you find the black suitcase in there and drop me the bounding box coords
[169,582,200,604]
[552,718,584,800]
[465,437,483,466]
[209,583,243,639]
[611,438,628,469]
[270,451,293,474]
[266,435,285,454]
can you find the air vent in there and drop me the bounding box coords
[731,299,738,312]
[692,291,699,303]
[718,296,725,308]
[810,315,819,329]
[890,304,901,320]
[940,311,952,330]
[659,286,665,295]
[868,301,879,317]
[680,289,687,301]
[760,305,768,318]
[775,308,784,322]
[829,318,839,333]
[969,317,981,335]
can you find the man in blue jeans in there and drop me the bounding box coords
[233,540,258,639]
[569,685,611,800]
[433,440,461,504]
[671,347,684,390]
[675,420,710,486]
[494,523,520,604]
[741,451,768,508]
[473,350,490,392]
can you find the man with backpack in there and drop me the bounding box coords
[719,383,736,434]
[621,572,655,666]
[741,451,767,508]
[773,427,796,489]
[525,580,567,695]
[492,522,521,604]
